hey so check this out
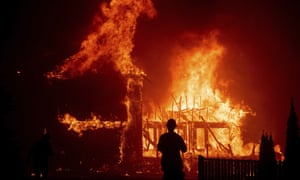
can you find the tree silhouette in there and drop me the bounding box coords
[283,97,300,179]
[258,131,276,180]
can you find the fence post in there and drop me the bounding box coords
[198,155,205,180]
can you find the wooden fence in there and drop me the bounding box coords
[198,156,284,180]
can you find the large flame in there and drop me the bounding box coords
[47,0,156,128]
[142,31,257,159]
[165,31,254,156]
[46,0,283,164]
[46,0,156,164]
[47,0,156,79]
[143,31,283,159]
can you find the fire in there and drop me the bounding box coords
[47,0,156,127]
[47,0,156,79]
[46,0,156,167]
[170,32,248,154]
[143,31,257,158]
[45,0,283,169]
[58,113,127,137]
[167,31,246,122]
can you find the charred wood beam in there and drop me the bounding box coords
[142,129,157,150]
[199,115,232,155]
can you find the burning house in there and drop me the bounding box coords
[141,30,257,162]
[45,0,284,175]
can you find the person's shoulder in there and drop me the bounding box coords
[174,132,184,139]
[160,132,168,137]
[159,132,170,139]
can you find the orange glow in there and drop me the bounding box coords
[46,0,283,163]
[143,31,258,158]
[46,0,156,79]
[47,0,156,130]
[46,0,156,165]
[58,113,126,137]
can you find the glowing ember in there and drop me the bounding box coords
[59,113,127,137]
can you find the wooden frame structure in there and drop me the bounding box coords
[142,96,235,158]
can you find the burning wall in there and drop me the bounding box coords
[46,0,156,170]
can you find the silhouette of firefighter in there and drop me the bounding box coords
[28,129,53,179]
[157,118,187,180]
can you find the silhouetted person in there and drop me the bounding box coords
[28,130,53,179]
[157,118,187,180]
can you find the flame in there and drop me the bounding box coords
[167,31,245,120]
[47,0,156,129]
[144,31,257,158]
[45,0,283,164]
[58,113,126,137]
[46,0,156,167]
[47,0,156,79]
[169,31,225,111]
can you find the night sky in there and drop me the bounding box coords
[1,0,300,173]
